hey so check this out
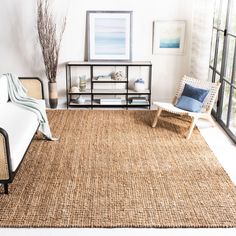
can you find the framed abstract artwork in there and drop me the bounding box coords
[153,21,186,54]
[86,11,132,61]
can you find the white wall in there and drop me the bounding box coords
[0,0,194,107]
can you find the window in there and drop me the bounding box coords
[209,0,236,143]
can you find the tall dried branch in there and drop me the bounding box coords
[37,0,66,83]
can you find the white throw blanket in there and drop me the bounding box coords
[4,73,57,141]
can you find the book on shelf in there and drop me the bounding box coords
[128,97,148,105]
[130,101,149,105]
[129,97,148,103]
[70,98,91,104]
[100,98,123,105]
[132,99,147,102]
[100,102,124,105]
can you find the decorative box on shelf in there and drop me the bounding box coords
[66,61,152,109]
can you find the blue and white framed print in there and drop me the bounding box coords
[153,20,186,55]
[87,11,132,61]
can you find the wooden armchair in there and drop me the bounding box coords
[152,75,221,139]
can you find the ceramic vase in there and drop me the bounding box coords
[48,82,58,109]
[134,78,145,92]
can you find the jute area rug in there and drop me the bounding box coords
[0,110,236,228]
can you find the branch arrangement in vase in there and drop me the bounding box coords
[37,0,66,108]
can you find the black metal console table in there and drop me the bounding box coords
[66,61,152,109]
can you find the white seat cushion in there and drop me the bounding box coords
[0,102,44,171]
[0,76,9,104]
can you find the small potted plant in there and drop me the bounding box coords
[37,0,66,108]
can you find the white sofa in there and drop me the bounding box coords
[0,76,44,194]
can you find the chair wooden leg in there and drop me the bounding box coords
[152,108,162,128]
[207,115,216,127]
[186,117,198,139]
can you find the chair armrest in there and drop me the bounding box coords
[0,128,11,181]
[19,77,44,100]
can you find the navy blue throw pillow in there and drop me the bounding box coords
[181,84,209,103]
[175,83,209,112]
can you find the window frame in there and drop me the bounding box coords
[210,0,236,143]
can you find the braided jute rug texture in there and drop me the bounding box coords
[0,110,236,228]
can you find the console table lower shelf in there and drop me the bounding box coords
[69,99,150,109]
[68,90,151,109]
